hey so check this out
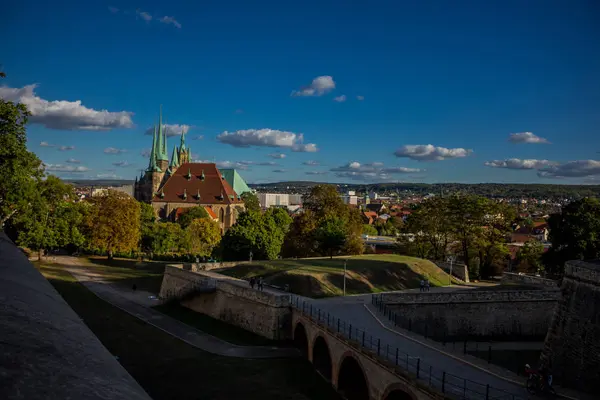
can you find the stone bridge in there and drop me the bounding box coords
[292,308,440,400]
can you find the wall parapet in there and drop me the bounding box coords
[434,261,469,282]
[378,289,560,305]
[564,260,600,284]
[501,272,558,287]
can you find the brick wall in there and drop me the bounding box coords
[501,272,558,288]
[380,289,559,341]
[540,260,600,394]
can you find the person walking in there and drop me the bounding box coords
[425,279,430,292]
[420,279,425,292]
[250,277,256,289]
[258,277,264,291]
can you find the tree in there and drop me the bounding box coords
[282,210,319,258]
[140,202,156,253]
[403,197,452,260]
[517,240,544,273]
[86,190,141,259]
[177,206,209,229]
[362,224,378,236]
[544,197,600,274]
[151,222,185,255]
[186,218,221,257]
[241,192,261,213]
[265,207,292,234]
[0,83,43,228]
[315,217,347,258]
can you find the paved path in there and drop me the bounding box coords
[62,263,298,359]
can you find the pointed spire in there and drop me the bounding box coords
[147,125,160,171]
[156,105,168,161]
[180,128,186,151]
[169,145,179,169]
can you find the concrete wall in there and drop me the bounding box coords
[160,265,291,340]
[182,260,251,272]
[434,261,469,282]
[0,233,151,400]
[501,272,558,288]
[380,290,559,340]
[540,260,600,394]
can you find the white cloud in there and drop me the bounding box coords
[44,163,89,173]
[291,76,336,97]
[302,160,320,166]
[193,135,204,140]
[484,159,556,170]
[269,153,286,159]
[145,124,190,138]
[508,132,550,144]
[305,171,328,175]
[160,16,182,28]
[136,9,152,22]
[104,147,127,154]
[95,173,122,179]
[273,169,287,173]
[217,128,318,152]
[334,95,347,103]
[394,144,472,161]
[140,148,151,157]
[538,160,600,178]
[257,161,278,166]
[214,160,250,170]
[356,95,364,101]
[40,141,54,147]
[112,161,130,167]
[65,158,80,164]
[331,161,422,181]
[108,6,119,13]
[0,84,134,130]
[58,145,75,151]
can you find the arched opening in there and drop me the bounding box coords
[337,355,369,400]
[312,336,332,380]
[219,208,225,223]
[294,323,308,358]
[384,389,413,400]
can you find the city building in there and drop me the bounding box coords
[257,193,302,210]
[134,109,247,231]
[341,191,358,205]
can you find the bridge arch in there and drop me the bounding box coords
[311,335,332,381]
[337,352,370,400]
[293,322,309,358]
[381,383,417,400]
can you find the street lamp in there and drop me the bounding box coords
[343,259,347,296]
[446,256,456,286]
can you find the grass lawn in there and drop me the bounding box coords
[154,302,287,347]
[36,264,341,400]
[219,254,462,298]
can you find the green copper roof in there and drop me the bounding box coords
[156,105,168,161]
[179,128,186,151]
[220,169,251,196]
[169,145,179,169]
[147,126,161,172]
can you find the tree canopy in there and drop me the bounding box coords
[186,218,221,257]
[177,206,209,228]
[241,192,261,213]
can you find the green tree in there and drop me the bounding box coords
[0,85,43,228]
[544,197,600,274]
[177,206,209,229]
[403,197,452,260]
[315,217,347,258]
[362,224,378,236]
[140,202,156,252]
[476,202,515,278]
[186,218,221,257]
[241,192,261,213]
[86,190,141,259]
[517,240,544,273]
[265,207,293,234]
[282,210,319,257]
[150,222,185,255]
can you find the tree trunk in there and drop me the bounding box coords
[38,248,43,261]
[108,250,114,260]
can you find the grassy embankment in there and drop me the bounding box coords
[219,254,462,297]
[35,262,340,400]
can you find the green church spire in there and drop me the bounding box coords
[169,145,179,169]
[156,105,168,161]
[147,126,161,172]
[180,128,186,151]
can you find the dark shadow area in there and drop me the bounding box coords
[154,302,287,347]
[467,349,542,376]
[37,264,342,400]
[384,389,413,400]
[312,336,332,381]
[337,356,369,400]
[294,323,309,358]
[327,273,372,294]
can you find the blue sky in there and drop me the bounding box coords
[2,0,600,184]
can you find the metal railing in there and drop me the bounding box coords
[290,295,525,400]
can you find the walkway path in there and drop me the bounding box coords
[61,262,298,359]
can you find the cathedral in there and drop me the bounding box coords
[134,109,251,231]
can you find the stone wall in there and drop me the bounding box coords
[501,272,558,288]
[160,265,291,340]
[540,260,600,394]
[379,289,559,340]
[0,233,151,400]
[434,261,469,282]
[181,260,251,272]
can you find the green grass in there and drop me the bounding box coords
[36,264,341,400]
[154,302,287,347]
[219,254,462,298]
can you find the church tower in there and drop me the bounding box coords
[177,129,191,164]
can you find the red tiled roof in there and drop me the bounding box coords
[154,163,243,205]
[204,206,218,220]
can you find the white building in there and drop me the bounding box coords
[257,193,303,209]
[341,191,358,205]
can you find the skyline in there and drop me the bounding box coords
[2,1,600,184]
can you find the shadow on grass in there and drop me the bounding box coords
[40,267,341,400]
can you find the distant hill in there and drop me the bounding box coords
[64,179,134,187]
